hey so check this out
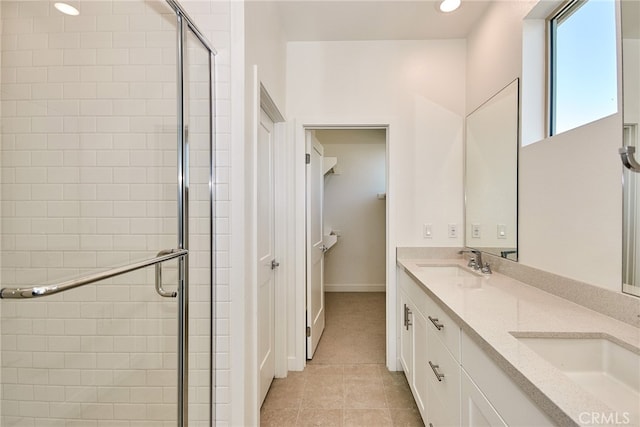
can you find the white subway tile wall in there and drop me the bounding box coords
[0,0,229,425]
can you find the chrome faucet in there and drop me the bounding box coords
[458,249,491,274]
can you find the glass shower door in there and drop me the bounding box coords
[0,0,215,425]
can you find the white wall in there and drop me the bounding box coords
[315,129,386,291]
[624,39,640,125]
[239,2,288,425]
[466,0,623,291]
[466,1,536,112]
[287,40,466,247]
[287,39,466,371]
[245,2,287,113]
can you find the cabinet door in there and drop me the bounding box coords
[413,310,428,415]
[461,369,507,426]
[400,292,414,381]
[461,332,554,426]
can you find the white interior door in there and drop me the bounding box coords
[306,131,325,358]
[258,109,276,405]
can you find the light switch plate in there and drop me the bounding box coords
[471,223,481,238]
[423,223,432,239]
[497,224,507,239]
[448,223,457,238]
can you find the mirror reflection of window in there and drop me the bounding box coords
[622,0,640,297]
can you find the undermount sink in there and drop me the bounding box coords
[517,336,640,422]
[416,264,479,279]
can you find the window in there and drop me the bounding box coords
[549,0,618,135]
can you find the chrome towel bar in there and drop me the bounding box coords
[0,248,187,299]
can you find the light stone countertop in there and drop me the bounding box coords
[397,258,640,427]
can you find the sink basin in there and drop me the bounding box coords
[416,264,478,279]
[517,336,640,422]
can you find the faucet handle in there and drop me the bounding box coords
[467,258,477,268]
[481,262,492,274]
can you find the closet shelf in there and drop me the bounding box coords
[323,233,338,251]
[323,157,338,175]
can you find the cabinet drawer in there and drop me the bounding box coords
[399,268,461,361]
[424,294,460,361]
[399,268,430,315]
[425,326,460,426]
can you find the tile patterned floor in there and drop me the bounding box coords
[260,292,424,426]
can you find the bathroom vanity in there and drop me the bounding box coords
[397,257,640,427]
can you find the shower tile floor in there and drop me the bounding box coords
[260,292,424,426]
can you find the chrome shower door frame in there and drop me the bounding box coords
[168,1,217,426]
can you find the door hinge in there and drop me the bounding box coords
[305,153,310,164]
[306,326,311,337]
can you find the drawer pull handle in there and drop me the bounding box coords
[429,361,445,381]
[404,304,412,330]
[428,315,444,330]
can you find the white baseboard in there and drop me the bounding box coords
[287,356,304,372]
[325,284,386,292]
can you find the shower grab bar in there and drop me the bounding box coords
[0,248,187,299]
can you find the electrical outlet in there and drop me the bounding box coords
[448,223,457,238]
[472,223,481,238]
[423,224,433,239]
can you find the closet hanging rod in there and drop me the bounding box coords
[0,248,188,299]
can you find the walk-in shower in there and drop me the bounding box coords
[0,0,216,425]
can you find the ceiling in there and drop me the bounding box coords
[276,0,493,41]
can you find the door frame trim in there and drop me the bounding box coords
[291,120,396,372]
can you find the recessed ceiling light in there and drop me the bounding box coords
[54,2,79,16]
[439,0,461,13]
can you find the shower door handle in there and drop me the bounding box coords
[155,249,181,298]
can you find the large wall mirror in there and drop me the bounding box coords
[622,0,640,297]
[465,79,519,261]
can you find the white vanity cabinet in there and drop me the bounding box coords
[398,269,461,426]
[398,267,553,427]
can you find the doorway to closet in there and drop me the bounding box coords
[306,128,387,362]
